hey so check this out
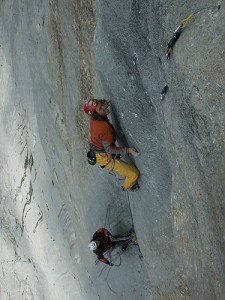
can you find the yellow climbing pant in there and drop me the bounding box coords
[95,153,140,190]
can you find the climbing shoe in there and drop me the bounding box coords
[130,183,140,192]
[121,183,140,192]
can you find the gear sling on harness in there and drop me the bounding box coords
[87,144,107,167]
[87,144,97,165]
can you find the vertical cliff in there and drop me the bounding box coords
[0,1,224,299]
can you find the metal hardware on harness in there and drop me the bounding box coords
[111,155,115,171]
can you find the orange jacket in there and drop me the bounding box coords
[91,228,112,264]
[90,117,128,155]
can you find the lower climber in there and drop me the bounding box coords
[88,228,131,265]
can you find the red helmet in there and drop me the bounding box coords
[84,99,98,115]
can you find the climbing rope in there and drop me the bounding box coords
[178,12,195,31]
[98,251,122,295]
[125,190,135,230]
[104,204,113,231]
[179,5,220,31]
[166,5,221,59]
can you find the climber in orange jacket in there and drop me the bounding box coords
[89,228,129,265]
[84,98,140,191]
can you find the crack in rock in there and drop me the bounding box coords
[21,181,33,234]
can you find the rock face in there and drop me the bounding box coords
[0,0,224,299]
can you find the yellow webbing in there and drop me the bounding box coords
[179,12,195,29]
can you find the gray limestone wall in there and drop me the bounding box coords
[0,0,224,299]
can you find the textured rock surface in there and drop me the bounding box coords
[0,0,224,299]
